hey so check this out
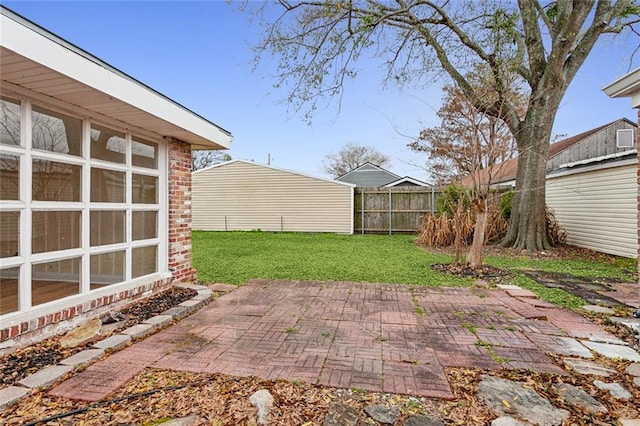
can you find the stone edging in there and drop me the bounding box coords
[0,283,220,410]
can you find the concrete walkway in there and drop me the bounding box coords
[49,279,627,402]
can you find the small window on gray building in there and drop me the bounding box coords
[616,129,635,148]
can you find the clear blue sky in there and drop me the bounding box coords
[5,1,639,180]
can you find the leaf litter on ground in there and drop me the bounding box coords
[0,286,196,386]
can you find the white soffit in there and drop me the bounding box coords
[0,7,232,149]
[603,67,640,109]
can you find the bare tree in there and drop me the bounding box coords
[251,0,639,252]
[412,73,518,266]
[192,150,232,171]
[322,142,391,177]
[408,76,522,186]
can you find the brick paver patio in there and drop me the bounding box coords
[49,279,621,402]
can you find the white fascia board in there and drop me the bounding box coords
[0,11,232,148]
[603,68,640,108]
[548,155,637,179]
[383,176,430,187]
[556,149,637,169]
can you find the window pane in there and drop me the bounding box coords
[132,211,157,240]
[132,137,158,169]
[91,168,125,203]
[0,211,19,258]
[132,174,158,204]
[0,97,21,146]
[32,105,82,156]
[32,257,80,306]
[90,211,125,246]
[32,211,81,254]
[0,154,19,200]
[132,245,157,278]
[32,160,81,202]
[91,251,125,287]
[91,124,125,164]
[0,267,19,314]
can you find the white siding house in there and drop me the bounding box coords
[546,159,637,258]
[603,68,640,269]
[192,160,354,234]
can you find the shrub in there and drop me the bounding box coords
[435,184,474,216]
[498,190,514,220]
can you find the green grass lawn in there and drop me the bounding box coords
[193,231,468,286]
[192,231,636,309]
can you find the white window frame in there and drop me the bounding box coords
[0,90,169,320]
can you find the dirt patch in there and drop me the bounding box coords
[431,263,512,282]
[425,243,635,266]
[0,286,196,386]
[524,270,634,308]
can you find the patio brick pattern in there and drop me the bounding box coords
[50,279,620,401]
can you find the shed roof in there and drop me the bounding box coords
[0,5,232,149]
[457,118,636,187]
[195,159,356,187]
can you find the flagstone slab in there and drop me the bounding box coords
[563,358,615,377]
[0,386,30,410]
[477,375,569,426]
[582,305,615,315]
[18,365,73,389]
[593,380,632,400]
[625,363,640,377]
[582,341,640,362]
[556,383,607,414]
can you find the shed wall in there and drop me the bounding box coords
[546,163,637,258]
[192,161,353,233]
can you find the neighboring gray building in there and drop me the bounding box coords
[336,162,428,187]
[336,163,399,187]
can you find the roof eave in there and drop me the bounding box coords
[603,68,640,108]
[0,6,232,149]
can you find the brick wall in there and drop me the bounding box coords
[168,138,196,283]
[0,278,170,349]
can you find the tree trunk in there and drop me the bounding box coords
[467,198,487,267]
[453,201,465,264]
[500,101,557,253]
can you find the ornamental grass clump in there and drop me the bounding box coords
[417,186,509,249]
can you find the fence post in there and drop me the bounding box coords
[361,188,365,235]
[388,188,392,236]
[224,215,227,231]
[280,216,283,233]
[431,186,435,214]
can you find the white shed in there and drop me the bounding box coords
[192,160,354,233]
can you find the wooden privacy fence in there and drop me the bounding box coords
[354,186,439,234]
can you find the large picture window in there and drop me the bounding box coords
[0,98,165,316]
